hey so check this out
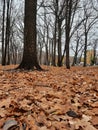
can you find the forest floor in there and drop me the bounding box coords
[0,65,98,130]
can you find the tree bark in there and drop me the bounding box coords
[57,20,62,67]
[1,0,5,65]
[72,39,79,66]
[17,0,42,70]
[83,32,87,67]
[65,0,72,69]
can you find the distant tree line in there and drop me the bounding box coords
[0,0,98,70]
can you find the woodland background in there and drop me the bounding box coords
[0,0,98,130]
[0,0,98,67]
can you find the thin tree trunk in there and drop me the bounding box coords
[65,0,72,69]
[57,20,62,67]
[83,32,87,67]
[93,43,97,64]
[3,0,11,65]
[39,43,42,64]
[52,0,58,66]
[45,25,49,65]
[52,20,57,66]
[66,35,70,69]
[72,39,79,66]
[2,0,5,65]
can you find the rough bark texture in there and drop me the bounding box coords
[65,0,72,69]
[18,0,42,70]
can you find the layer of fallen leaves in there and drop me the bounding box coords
[0,65,98,130]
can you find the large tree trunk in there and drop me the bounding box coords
[17,0,42,70]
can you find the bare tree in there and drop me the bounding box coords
[1,0,14,65]
[17,0,42,70]
[71,30,84,66]
[65,0,80,69]
[82,0,98,66]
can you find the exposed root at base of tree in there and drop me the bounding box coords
[16,62,43,71]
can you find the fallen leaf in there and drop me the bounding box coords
[91,116,98,126]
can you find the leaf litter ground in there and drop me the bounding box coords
[0,65,98,130]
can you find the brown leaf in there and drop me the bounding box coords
[0,97,11,108]
[91,116,98,126]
